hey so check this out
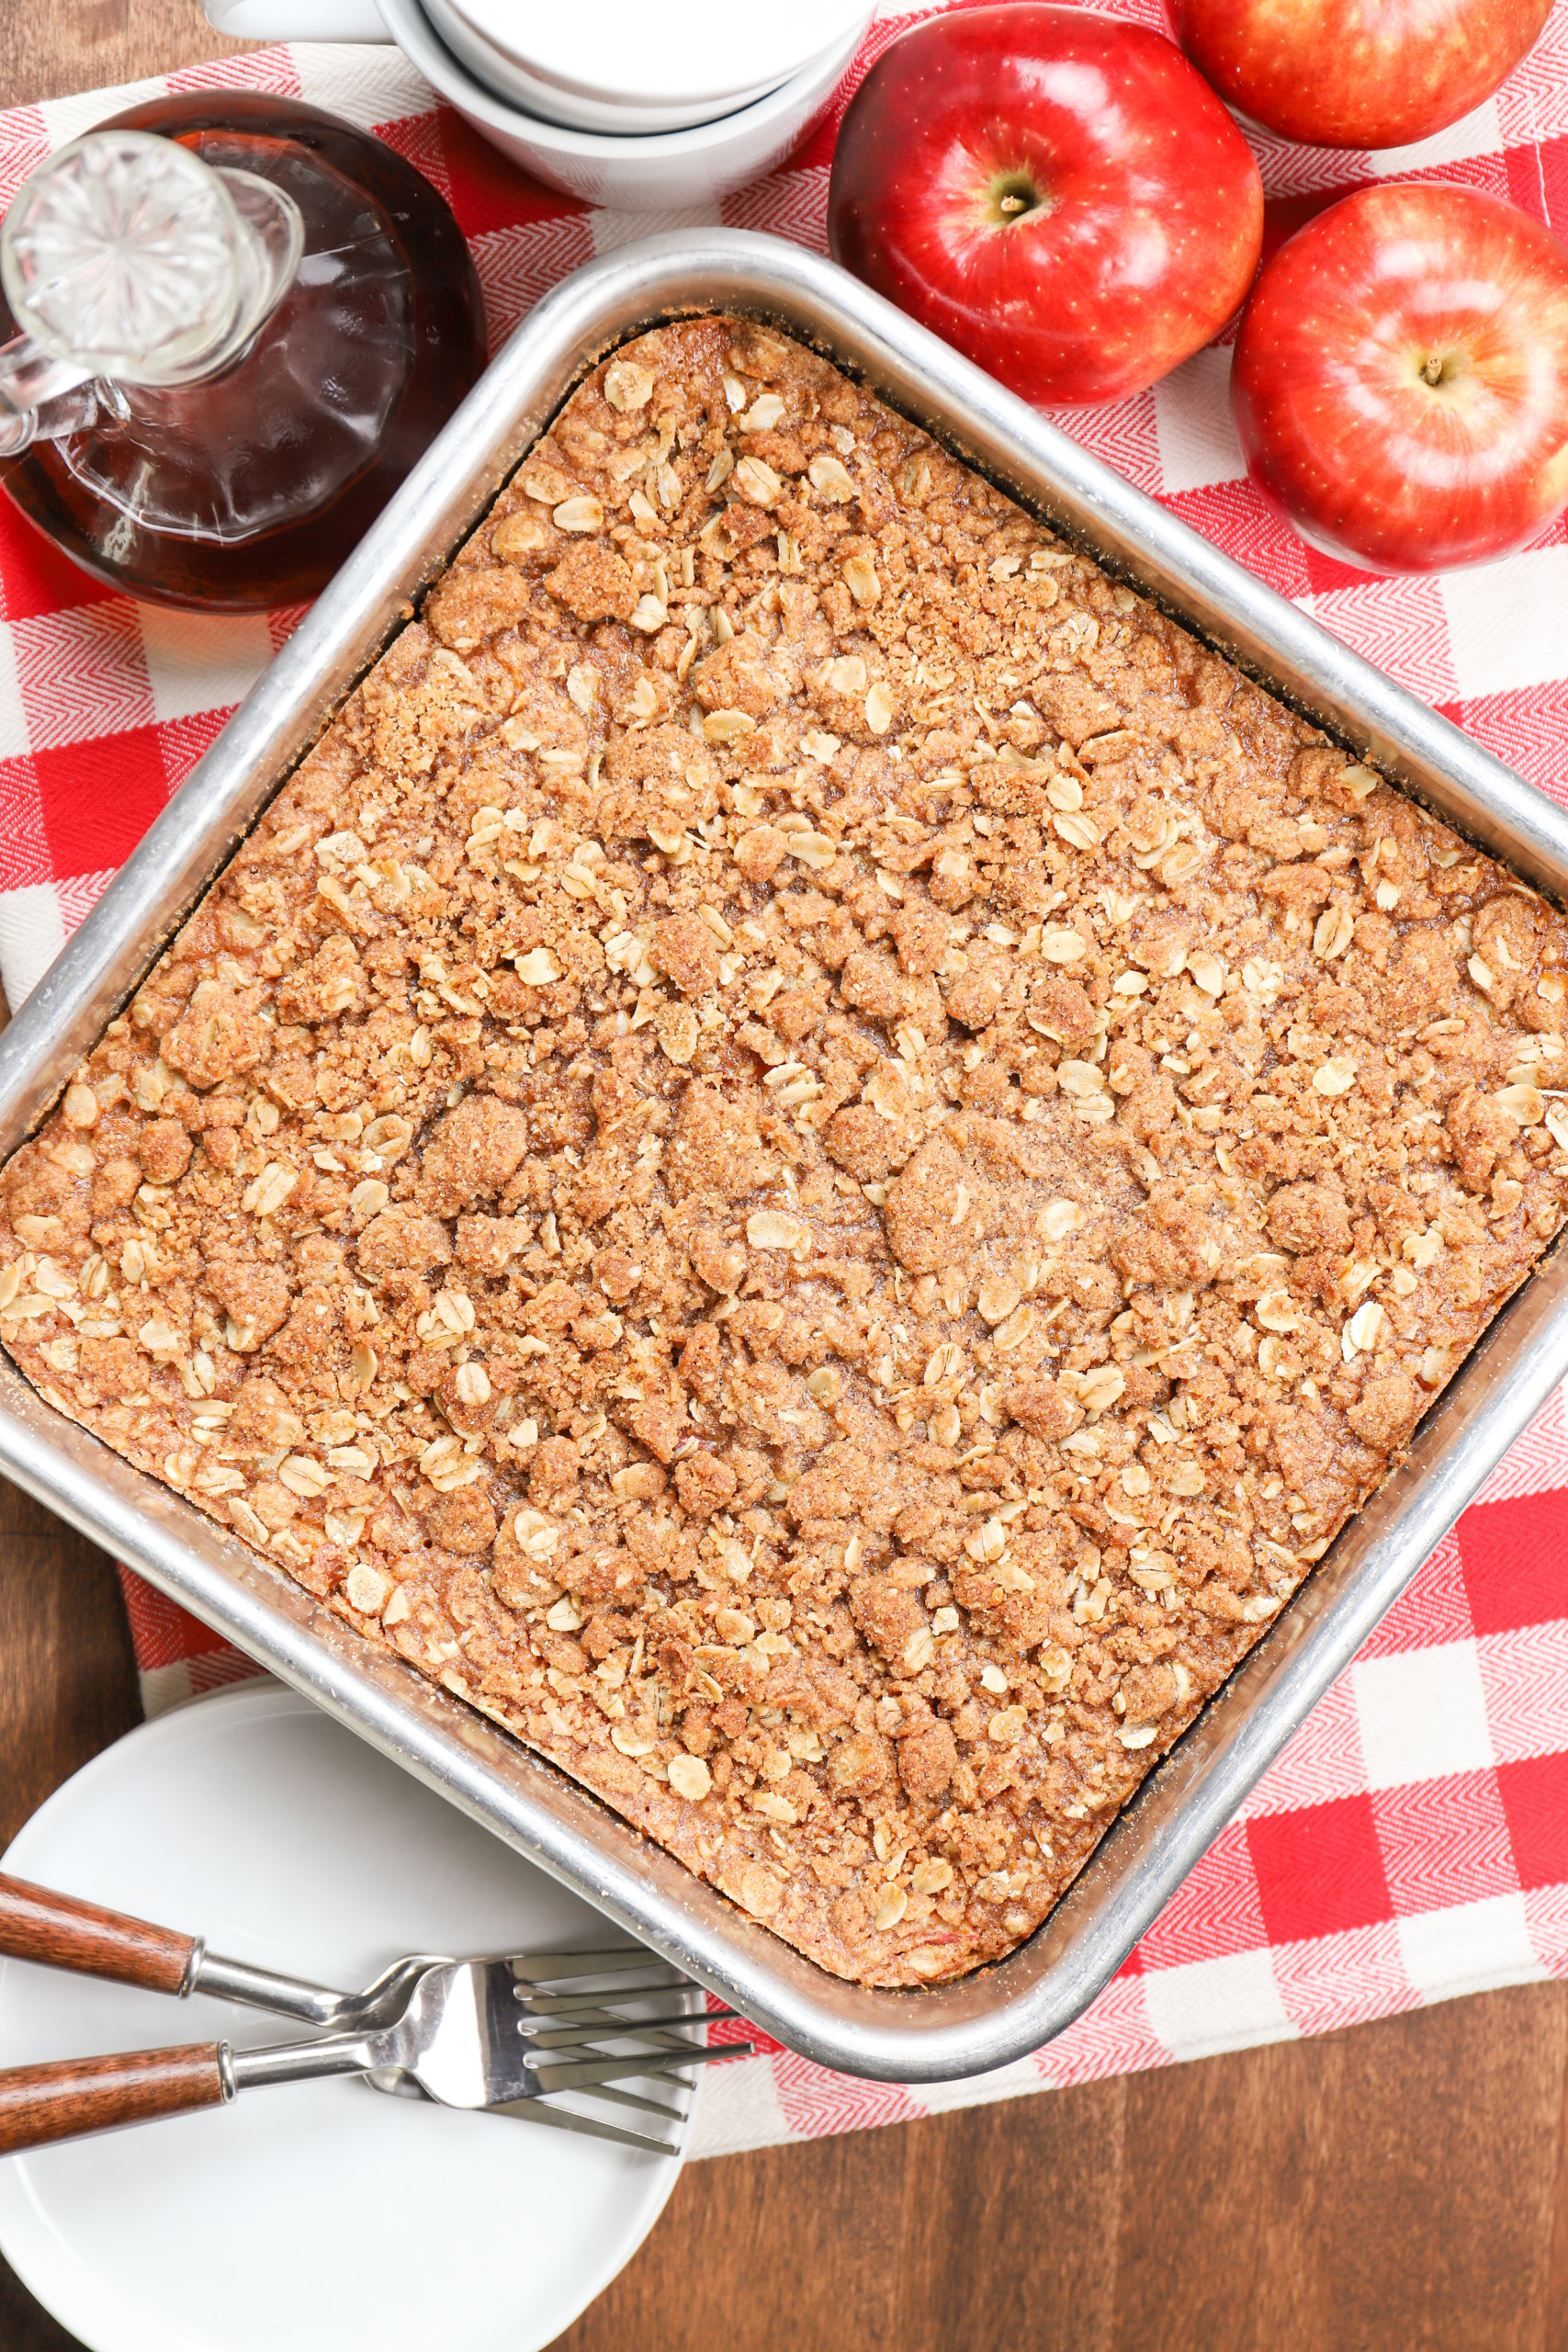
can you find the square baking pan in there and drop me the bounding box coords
[2,231,1566,2084]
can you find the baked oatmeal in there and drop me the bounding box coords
[4,316,1566,1987]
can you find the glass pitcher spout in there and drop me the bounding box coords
[0,128,303,455]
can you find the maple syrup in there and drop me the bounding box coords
[0,93,486,611]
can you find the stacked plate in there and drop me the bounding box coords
[205,0,875,208]
[423,0,873,133]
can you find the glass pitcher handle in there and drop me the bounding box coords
[0,126,303,451]
[0,337,97,455]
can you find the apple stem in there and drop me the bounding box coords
[1420,356,1443,386]
[980,170,1049,231]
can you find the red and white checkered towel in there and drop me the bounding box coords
[5,6,1568,2159]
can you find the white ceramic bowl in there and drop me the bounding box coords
[420,0,866,134]
[377,0,872,210]
[422,0,788,133]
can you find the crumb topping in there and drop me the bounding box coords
[5,316,1567,1985]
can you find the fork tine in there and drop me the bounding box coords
[521,2011,740,2052]
[483,2095,679,2157]
[563,2078,694,2120]
[532,2043,751,2095]
[496,2012,726,2075]
[513,1978,734,2063]
[516,1988,719,2021]
[508,1950,693,1988]
[368,2060,690,2130]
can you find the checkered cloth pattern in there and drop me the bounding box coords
[3,4,1567,2159]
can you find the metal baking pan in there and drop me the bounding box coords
[3,231,1566,2084]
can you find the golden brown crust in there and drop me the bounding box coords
[4,315,1567,1985]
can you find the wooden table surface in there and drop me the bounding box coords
[5,8,1568,2347]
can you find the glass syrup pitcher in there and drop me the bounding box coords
[0,93,487,612]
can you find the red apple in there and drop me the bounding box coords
[827,5,1263,407]
[1167,0,1554,153]
[1231,183,1568,573]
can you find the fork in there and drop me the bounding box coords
[0,1869,734,2059]
[0,1871,743,2158]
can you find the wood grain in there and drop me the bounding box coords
[550,1987,1568,2352]
[0,1478,141,1850]
[3,7,1568,2349]
[2,0,256,107]
[0,1476,152,2349]
[0,2042,227,2158]
[0,1872,197,1996]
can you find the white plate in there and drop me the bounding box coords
[0,1682,689,2352]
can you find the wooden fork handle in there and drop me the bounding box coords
[0,1871,197,1996]
[0,2043,231,2155]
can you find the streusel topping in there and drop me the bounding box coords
[4,316,1565,1984]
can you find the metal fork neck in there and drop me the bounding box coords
[229,2030,381,2091]
[193,1949,351,2029]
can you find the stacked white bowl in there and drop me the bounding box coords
[205,0,874,209]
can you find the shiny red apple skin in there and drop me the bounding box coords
[1232,184,1568,574]
[827,5,1263,408]
[1167,0,1553,152]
